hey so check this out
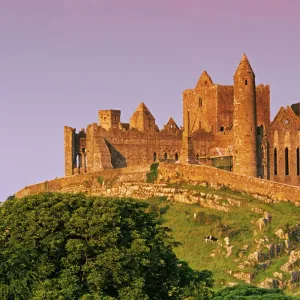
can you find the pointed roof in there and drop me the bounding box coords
[166,117,179,129]
[196,70,213,88]
[234,53,255,77]
[135,102,150,112]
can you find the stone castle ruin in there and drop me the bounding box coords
[64,54,300,186]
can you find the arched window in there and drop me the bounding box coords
[245,79,248,85]
[297,148,300,176]
[274,148,277,175]
[175,153,179,161]
[153,152,157,162]
[285,147,289,176]
[164,153,167,160]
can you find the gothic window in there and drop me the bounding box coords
[199,97,202,107]
[285,147,289,176]
[274,148,277,175]
[245,79,248,85]
[175,153,179,161]
[220,126,224,132]
[153,152,157,162]
[297,148,300,176]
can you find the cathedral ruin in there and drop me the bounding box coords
[64,54,300,186]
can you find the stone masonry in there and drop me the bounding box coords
[64,54,300,186]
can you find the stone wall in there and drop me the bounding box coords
[15,165,149,198]
[15,163,300,206]
[158,164,300,205]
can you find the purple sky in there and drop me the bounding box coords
[1,0,300,200]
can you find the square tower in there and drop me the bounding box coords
[98,110,121,131]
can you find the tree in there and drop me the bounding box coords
[0,193,212,299]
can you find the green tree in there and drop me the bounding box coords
[213,285,298,300]
[0,193,212,299]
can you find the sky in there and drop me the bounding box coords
[1,0,300,200]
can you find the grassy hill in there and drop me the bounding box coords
[143,183,300,296]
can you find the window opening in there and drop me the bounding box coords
[285,147,289,175]
[274,148,277,175]
[297,148,300,176]
[153,152,157,162]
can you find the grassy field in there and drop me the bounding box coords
[143,184,299,294]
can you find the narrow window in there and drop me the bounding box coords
[199,121,201,129]
[164,153,167,160]
[220,126,224,132]
[196,154,200,161]
[285,147,289,175]
[153,152,157,162]
[77,154,82,168]
[211,125,214,133]
[84,155,87,169]
[205,81,207,85]
[274,148,277,175]
[297,148,300,176]
[175,153,179,161]
[199,97,202,107]
[245,79,248,85]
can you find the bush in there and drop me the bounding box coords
[0,193,213,299]
[146,163,159,183]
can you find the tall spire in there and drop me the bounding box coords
[234,53,255,77]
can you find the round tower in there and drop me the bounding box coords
[233,54,257,177]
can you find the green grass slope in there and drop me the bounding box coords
[144,184,300,296]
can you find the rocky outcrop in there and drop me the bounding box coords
[259,278,280,289]
[281,250,300,272]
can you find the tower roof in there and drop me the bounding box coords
[135,102,150,112]
[234,53,255,77]
[196,70,213,89]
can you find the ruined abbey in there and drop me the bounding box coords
[64,54,300,186]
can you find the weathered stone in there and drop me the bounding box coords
[281,250,300,272]
[259,278,280,289]
[256,218,268,232]
[248,251,269,263]
[232,272,254,284]
[275,229,286,239]
[273,272,283,280]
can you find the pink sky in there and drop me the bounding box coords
[1,0,300,200]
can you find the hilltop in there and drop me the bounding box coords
[14,163,300,296]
